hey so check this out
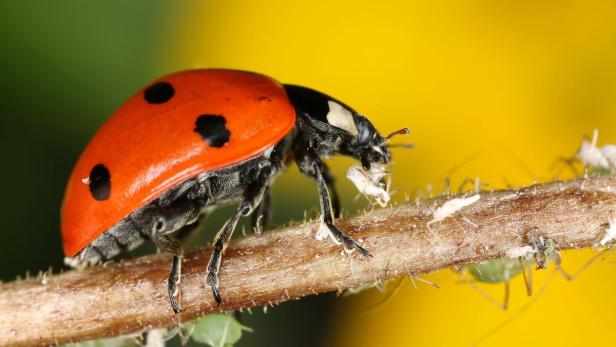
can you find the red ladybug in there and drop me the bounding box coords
[61,69,405,313]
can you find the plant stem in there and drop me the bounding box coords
[1,175,615,347]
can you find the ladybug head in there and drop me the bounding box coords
[341,115,410,170]
[285,84,410,170]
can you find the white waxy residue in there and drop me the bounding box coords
[316,219,330,241]
[599,218,616,246]
[429,194,481,226]
[346,163,391,207]
[505,246,536,258]
[144,330,166,347]
[577,129,616,171]
[315,218,342,245]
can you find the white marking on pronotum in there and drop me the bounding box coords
[428,194,481,227]
[599,218,616,246]
[327,100,359,135]
[577,129,616,171]
[81,176,90,184]
[505,246,536,258]
[347,164,391,207]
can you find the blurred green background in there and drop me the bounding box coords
[2,1,616,346]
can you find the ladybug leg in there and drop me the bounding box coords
[206,207,244,304]
[316,166,369,256]
[296,150,369,256]
[206,167,272,304]
[321,162,341,218]
[251,187,271,235]
[152,234,183,314]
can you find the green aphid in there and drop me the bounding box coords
[533,238,562,271]
[589,166,612,177]
[62,313,250,347]
[462,232,580,310]
[462,257,532,310]
[467,258,531,284]
[467,238,560,284]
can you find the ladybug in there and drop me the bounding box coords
[61,69,407,313]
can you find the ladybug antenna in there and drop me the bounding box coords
[382,128,413,149]
[385,127,410,140]
[388,143,414,149]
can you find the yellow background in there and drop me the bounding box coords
[165,1,616,346]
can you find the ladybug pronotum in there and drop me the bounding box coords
[61,69,407,313]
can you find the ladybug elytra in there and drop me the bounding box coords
[61,69,407,313]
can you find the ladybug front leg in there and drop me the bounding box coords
[320,162,341,218]
[315,164,369,256]
[206,166,272,304]
[296,150,369,256]
[151,234,183,313]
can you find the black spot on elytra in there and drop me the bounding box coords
[143,82,174,104]
[194,115,231,147]
[89,164,111,201]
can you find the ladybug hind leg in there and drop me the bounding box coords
[151,233,183,314]
[251,187,271,235]
[206,165,273,304]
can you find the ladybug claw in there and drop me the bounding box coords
[167,279,182,314]
[212,286,222,305]
[206,272,222,305]
[343,237,371,257]
[170,297,182,314]
[323,221,371,257]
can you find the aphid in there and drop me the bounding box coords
[346,163,391,207]
[61,69,408,313]
[144,329,167,347]
[461,228,606,310]
[470,240,610,346]
[599,218,616,246]
[428,194,481,228]
[460,230,554,310]
[576,129,616,174]
[346,128,410,207]
[461,257,532,310]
